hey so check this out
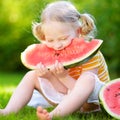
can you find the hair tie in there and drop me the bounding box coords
[77,13,81,19]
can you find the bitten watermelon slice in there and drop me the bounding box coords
[99,78,120,119]
[21,38,103,69]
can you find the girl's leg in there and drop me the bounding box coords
[37,72,96,120]
[50,72,95,117]
[0,70,40,115]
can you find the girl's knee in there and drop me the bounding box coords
[82,72,96,80]
[78,72,96,86]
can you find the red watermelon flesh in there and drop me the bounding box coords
[21,38,103,69]
[103,81,120,114]
[99,78,120,119]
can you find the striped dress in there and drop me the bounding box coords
[68,51,110,82]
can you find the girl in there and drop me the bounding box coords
[0,1,110,120]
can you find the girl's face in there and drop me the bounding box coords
[42,22,79,50]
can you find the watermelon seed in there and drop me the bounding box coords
[114,93,120,97]
[107,88,110,91]
[115,94,118,97]
[55,53,60,56]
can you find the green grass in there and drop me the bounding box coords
[0,72,117,120]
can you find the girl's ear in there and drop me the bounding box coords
[32,22,45,41]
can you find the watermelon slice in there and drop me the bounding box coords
[99,78,120,119]
[21,38,103,69]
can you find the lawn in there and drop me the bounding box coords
[0,72,116,120]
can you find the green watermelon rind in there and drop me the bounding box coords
[21,39,103,69]
[21,44,39,69]
[99,78,120,119]
[61,40,103,69]
[65,48,99,69]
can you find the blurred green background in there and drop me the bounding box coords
[0,0,120,79]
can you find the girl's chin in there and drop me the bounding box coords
[47,46,65,50]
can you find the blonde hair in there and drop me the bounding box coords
[32,1,96,41]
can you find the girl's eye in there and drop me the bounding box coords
[47,39,53,42]
[60,36,69,41]
[61,38,66,40]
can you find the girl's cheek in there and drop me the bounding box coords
[47,44,56,49]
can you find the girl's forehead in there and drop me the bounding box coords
[42,22,73,33]
[42,22,74,39]
[46,33,70,39]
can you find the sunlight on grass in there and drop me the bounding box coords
[0,86,16,93]
[0,85,16,108]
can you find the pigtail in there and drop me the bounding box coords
[80,13,96,37]
[32,22,45,41]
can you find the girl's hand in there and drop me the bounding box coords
[50,60,68,78]
[35,63,51,79]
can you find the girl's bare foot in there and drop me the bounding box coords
[36,106,51,120]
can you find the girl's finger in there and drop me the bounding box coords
[55,60,61,71]
[36,62,42,68]
[55,60,59,66]
[36,63,47,73]
[58,62,64,69]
